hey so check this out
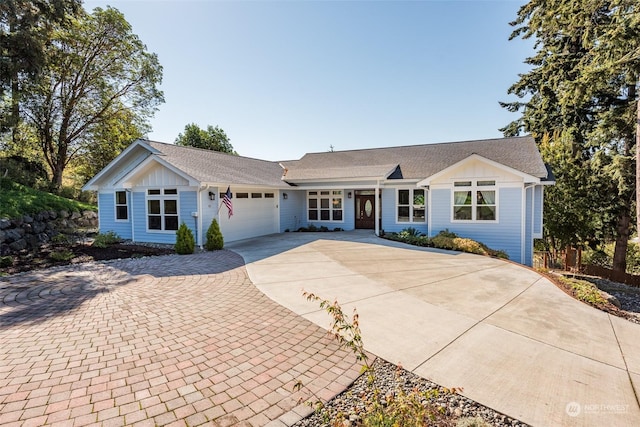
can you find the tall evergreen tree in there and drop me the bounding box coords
[502,0,639,272]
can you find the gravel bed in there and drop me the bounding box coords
[293,358,527,427]
[588,277,640,324]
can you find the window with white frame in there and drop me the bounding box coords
[115,190,128,221]
[397,189,425,223]
[147,188,179,231]
[308,190,343,221]
[453,180,496,221]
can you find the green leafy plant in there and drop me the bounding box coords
[205,218,224,250]
[0,256,13,268]
[301,291,464,427]
[175,222,195,254]
[557,276,608,306]
[92,231,122,248]
[51,233,72,245]
[49,250,74,262]
[303,291,370,371]
[398,227,423,238]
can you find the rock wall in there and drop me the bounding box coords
[0,210,98,256]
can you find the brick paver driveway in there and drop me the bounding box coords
[0,251,363,427]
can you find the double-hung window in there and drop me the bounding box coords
[115,191,128,221]
[453,180,496,221]
[147,189,179,231]
[397,189,425,223]
[308,190,343,221]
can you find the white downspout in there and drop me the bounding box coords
[198,185,210,249]
[426,186,431,238]
[126,189,135,242]
[522,183,535,264]
[375,180,380,236]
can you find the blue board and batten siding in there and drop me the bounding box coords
[430,187,523,264]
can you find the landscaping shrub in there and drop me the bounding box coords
[398,227,423,238]
[384,229,509,260]
[205,218,224,250]
[175,222,195,254]
[49,250,74,262]
[451,237,488,256]
[0,256,13,268]
[92,231,122,248]
[302,291,461,426]
[557,276,608,306]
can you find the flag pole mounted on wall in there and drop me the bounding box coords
[218,186,233,218]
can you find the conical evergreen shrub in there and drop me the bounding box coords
[175,222,195,254]
[205,218,224,250]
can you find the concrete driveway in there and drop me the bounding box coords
[228,231,640,427]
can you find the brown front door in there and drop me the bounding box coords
[355,194,375,229]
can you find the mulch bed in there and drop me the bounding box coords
[1,243,175,275]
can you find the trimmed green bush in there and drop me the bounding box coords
[383,229,509,259]
[49,250,74,262]
[0,256,13,268]
[205,218,224,250]
[175,222,195,254]
[92,231,122,248]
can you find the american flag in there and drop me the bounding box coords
[222,186,233,218]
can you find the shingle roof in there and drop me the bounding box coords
[144,140,289,188]
[281,136,548,181]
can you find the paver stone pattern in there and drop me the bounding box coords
[0,251,363,427]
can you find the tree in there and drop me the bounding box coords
[0,0,81,137]
[73,103,148,183]
[502,0,640,273]
[19,6,163,189]
[205,218,223,250]
[175,123,236,154]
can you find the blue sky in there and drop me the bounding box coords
[84,0,532,161]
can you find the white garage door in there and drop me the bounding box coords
[219,189,279,242]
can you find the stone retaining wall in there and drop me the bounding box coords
[0,210,98,256]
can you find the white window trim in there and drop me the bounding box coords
[451,181,499,223]
[395,188,426,224]
[146,188,180,233]
[307,190,344,223]
[114,190,129,222]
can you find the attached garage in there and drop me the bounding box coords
[218,188,279,242]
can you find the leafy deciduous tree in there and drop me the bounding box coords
[175,123,236,154]
[20,6,164,189]
[0,0,81,136]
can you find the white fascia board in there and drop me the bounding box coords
[381,179,421,186]
[115,155,200,188]
[284,176,385,185]
[416,154,541,187]
[202,183,290,190]
[82,139,153,191]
